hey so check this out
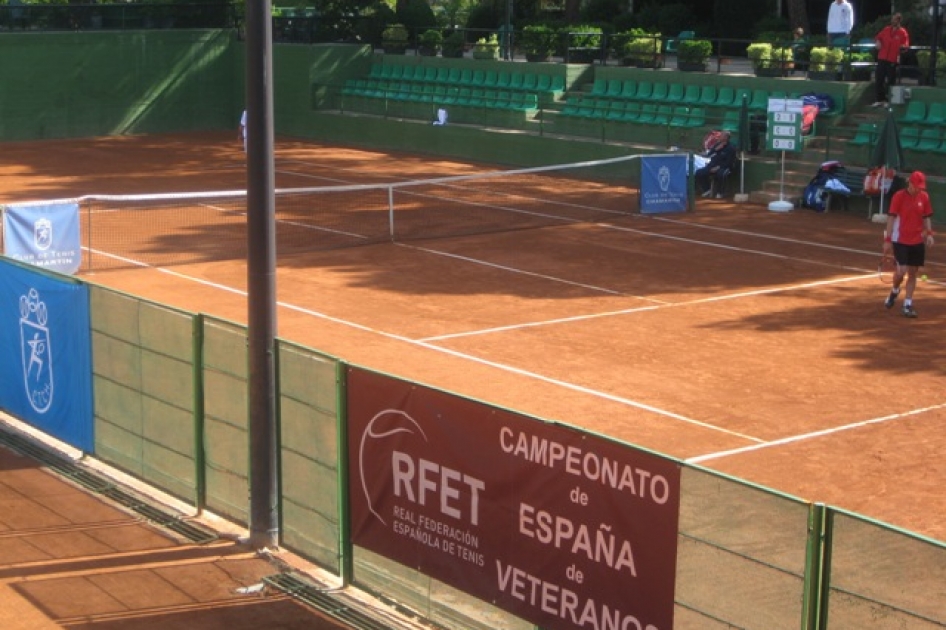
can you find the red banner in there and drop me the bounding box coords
[347,367,681,630]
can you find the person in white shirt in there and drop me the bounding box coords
[239,110,247,152]
[826,0,854,48]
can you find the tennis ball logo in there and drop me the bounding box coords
[358,409,429,526]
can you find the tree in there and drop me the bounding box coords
[785,0,809,34]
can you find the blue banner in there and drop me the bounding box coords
[640,155,688,214]
[2,202,82,274]
[0,259,93,452]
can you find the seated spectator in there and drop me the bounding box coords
[792,27,810,71]
[695,131,737,199]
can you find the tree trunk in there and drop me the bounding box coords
[786,0,809,33]
[565,0,581,21]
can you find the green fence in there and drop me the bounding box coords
[80,280,946,630]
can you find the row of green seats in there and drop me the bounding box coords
[848,123,945,153]
[898,101,946,127]
[560,97,706,128]
[343,81,539,111]
[586,79,835,114]
[366,63,565,94]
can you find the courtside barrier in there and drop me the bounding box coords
[0,261,944,629]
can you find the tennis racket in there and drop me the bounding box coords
[878,254,900,284]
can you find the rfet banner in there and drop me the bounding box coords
[2,202,82,274]
[640,155,688,214]
[347,367,681,630]
[0,259,93,452]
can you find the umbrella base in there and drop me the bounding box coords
[768,200,793,212]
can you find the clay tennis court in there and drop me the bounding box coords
[3,129,945,556]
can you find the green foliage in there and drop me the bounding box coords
[382,23,409,42]
[441,30,466,56]
[808,46,844,71]
[419,28,443,46]
[466,1,500,32]
[472,33,499,58]
[396,0,436,34]
[634,3,693,35]
[677,38,712,64]
[579,0,627,25]
[622,32,662,60]
[562,24,603,48]
[916,50,946,74]
[520,24,556,58]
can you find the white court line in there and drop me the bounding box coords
[401,243,642,298]
[418,274,868,342]
[103,261,760,444]
[687,402,946,464]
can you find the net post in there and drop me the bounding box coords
[388,186,395,242]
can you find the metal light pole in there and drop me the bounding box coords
[930,0,943,87]
[245,0,279,550]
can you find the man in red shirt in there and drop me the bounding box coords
[873,13,910,107]
[883,171,934,317]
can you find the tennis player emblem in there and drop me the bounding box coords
[658,165,671,192]
[19,288,54,414]
[33,217,52,251]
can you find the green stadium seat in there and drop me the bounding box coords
[620,80,637,99]
[720,109,740,133]
[389,64,404,80]
[591,78,608,95]
[899,100,926,125]
[899,126,920,149]
[458,68,474,85]
[621,101,642,122]
[637,103,657,124]
[559,95,582,116]
[455,87,473,105]
[651,82,669,102]
[496,71,511,88]
[484,70,499,87]
[368,64,383,78]
[588,99,609,119]
[634,81,653,102]
[668,106,690,128]
[715,86,736,108]
[605,100,626,121]
[509,73,524,90]
[686,106,706,127]
[665,83,684,104]
[471,70,487,86]
[733,88,752,108]
[848,123,877,146]
[748,89,768,110]
[923,102,946,126]
[401,65,417,81]
[522,73,538,90]
[653,104,672,125]
[433,67,449,83]
[680,84,701,105]
[606,79,623,97]
[420,66,438,82]
[535,74,552,92]
[698,85,717,107]
[914,127,941,152]
[549,76,565,94]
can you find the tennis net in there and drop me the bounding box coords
[14,153,643,272]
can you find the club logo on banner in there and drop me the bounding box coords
[347,367,681,630]
[640,155,688,214]
[20,288,54,414]
[2,202,82,274]
[0,259,93,452]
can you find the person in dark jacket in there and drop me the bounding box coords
[695,131,737,199]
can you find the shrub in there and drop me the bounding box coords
[677,39,711,64]
[520,24,556,59]
[441,30,466,57]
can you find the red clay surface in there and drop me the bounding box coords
[2,132,944,551]
[0,442,359,630]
